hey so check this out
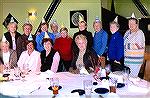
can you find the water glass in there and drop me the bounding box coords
[23,64,30,75]
[109,78,117,93]
[14,67,21,80]
[123,67,130,85]
[83,80,93,97]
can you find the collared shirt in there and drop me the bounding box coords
[17,50,41,72]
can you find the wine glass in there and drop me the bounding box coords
[123,67,130,86]
[14,67,21,80]
[23,64,30,75]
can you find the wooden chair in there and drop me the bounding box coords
[143,52,150,81]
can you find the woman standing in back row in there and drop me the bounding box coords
[53,27,72,71]
[124,13,145,77]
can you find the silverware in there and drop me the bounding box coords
[29,86,41,94]
[99,95,104,98]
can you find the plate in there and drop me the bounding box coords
[3,74,10,77]
[117,83,125,88]
[94,88,109,94]
[48,85,62,90]
[71,89,85,95]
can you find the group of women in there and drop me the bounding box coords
[0,13,145,78]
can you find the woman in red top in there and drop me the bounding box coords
[53,27,72,71]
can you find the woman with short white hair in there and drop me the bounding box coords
[0,40,17,69]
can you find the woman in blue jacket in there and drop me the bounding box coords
[108,21,124,71]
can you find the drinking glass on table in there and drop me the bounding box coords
[109,78,117,93]
[3,62,10,73]
[52,77,59,95]
[14,67,21,80]
[123,67,130,85]
[23,64,30,75]
[83,80,93,98]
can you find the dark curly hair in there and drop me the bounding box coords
[25,40,36,49]
[42,38,53,46]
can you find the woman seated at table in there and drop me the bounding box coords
[40,38,61,73]
[0,38,17,70]
[17,38,41,73]
[69,34,98,74]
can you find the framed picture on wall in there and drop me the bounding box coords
[70,10,87,28]
[148,24,150,31]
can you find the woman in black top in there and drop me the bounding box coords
[40,38,63,72]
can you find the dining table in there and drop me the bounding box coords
[0,70,150,98]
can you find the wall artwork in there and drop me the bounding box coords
[3,13,18,28]
[70,10,87,28]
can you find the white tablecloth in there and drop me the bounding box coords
[0,72,150,98]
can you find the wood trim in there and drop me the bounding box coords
[144,52,150,81]
[144,52,150,60]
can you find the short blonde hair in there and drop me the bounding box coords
[75,34,87,45]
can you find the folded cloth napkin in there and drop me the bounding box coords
[39,70,54,80]
[101,79,109,89]
[108,72,124,83]
[80,67,89,75]
[108,72,118,79]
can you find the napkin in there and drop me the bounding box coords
[80,67,89,75]
[108,72,123,83]
[101,79,109,89]
[108,73,118,79]
[39,70,54,80]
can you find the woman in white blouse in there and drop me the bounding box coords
[17,40,41,73]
